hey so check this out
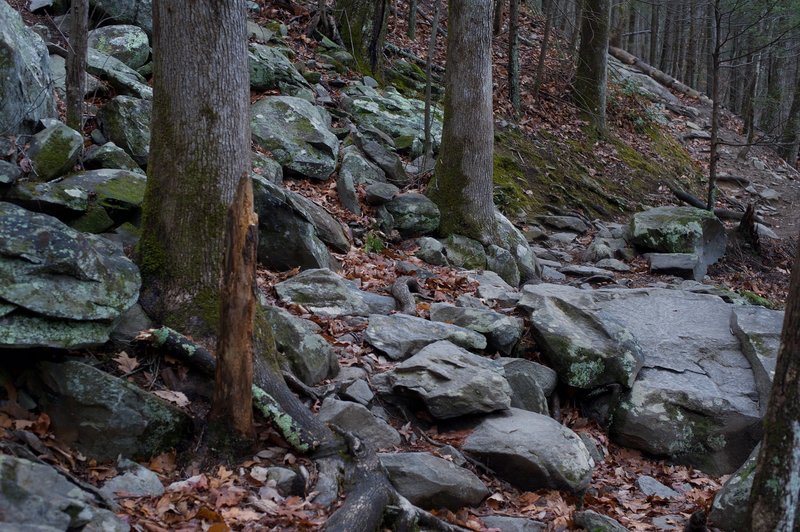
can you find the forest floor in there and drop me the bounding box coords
[3,0,800,531]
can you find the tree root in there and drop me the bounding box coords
[665,180,751,221]
[391,276,421,315]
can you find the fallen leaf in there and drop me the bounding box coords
[114,351,140,373]
[153,390,190,407]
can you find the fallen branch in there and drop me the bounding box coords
[665,181,749,221]
[391,276,421,315]
[385,42,445,75]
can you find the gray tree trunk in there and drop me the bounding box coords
[749,237,800,531]
[778,69,800,166]
[334,0,390,78]
[428,0,497,242]
[509,0,521,115]
[138,0,251,339]
[66,0,88,131]
[574,0,610,133]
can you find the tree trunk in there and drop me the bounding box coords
[493,0,506,35]
[574,0,611,133]
[422,0,442,164]
[427,0,497,242]
[749,237,800,531]
[658,0,672,73]
[335,0,390,78]
[707,0,720,210]
[648,0,659,65]
[210,176,258,441]
[138,0,251,340]
[66,0,88,131]
[778,68,800,166]
[407,0,417,39]
[533,0,554,97]
[509,0,521,116]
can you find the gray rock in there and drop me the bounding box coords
[26,123,83,181]
[573,510,629,532]
[548,231,578,243]
[318,397,400,449]
[518,284,645,389]
[384,340,511,418]
[252,176,333,270]
[84,142,144,174]
[0,203,141,349]
[341,146,386,187]
[87,48,152,99]
[89,0,152,35]
[495,211,543,282]
[379,452,489,510]
[101,459,164,499]
[252,152,283,184]
[48,53,104,100]
[364,181,399,205]
[559,264,615,280]
[579,432,605,464]
[354,134,408,186]
[609,57,681,105]
[262,305,339,385]
[110,303,153,346]
[364,315,486,360]
[595,258,631,272]
[636,475,679,498]
[630,206,726,272]
[648,252,706,281]
[97,96,151,166]
[341,379,374,405]
[381,193,440,237]
[32,360,191,460]
[542,266,567,281]
[708,444,759,532]
[730,306,784,411]
[335,168,360,215]
[536,215,590,233]
[263,467,300,496]
[480,516,545,532]
[486,244,521,287]
[442,234,486,270]
[0,455,129,531]
[758,188,780,201]
[463,408,594,493]
[583,237,614,262]
[467,270,520,306]
[0,161,21,185]
[437,445,467,466]
[285,189,350,253]
[429,303,523,356]
[275,268,395,317]
[341,84,443,152]
[0,2,56,134]
[499,357,558,396]
[246,20,274,43]
[416,236,448,266]
[248,44,310,92]
[497,358,551,414]
[251,96,338,180]
[88,25,150,69]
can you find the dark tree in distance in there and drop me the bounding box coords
[66,0,88,131]
[574,0,611,133]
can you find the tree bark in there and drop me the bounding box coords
[707,0,721,210]
[508,0,521,116]
[210,176,258,440]
[749,237,800,531]
[778,68,800,166]
[427,0,497,242]
[138,0,252,340]
[66,0,88,131]
[423,0,442,163]
[335,0,390,78]
[574,0,611,133]
[533,0,553,98]
[407,0,418,39]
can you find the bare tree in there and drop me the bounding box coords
[334,0,390,77]
[574,0,611,133]
[509,0,521,115]
[66,0,88,131]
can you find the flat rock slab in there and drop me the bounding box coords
[647,252,705,281]
[429,303,524,356]
[383,340,511,419]
[274,268,395,317]
[364,314,486,360]
[463,408,594,493]
[519,284,763,475]
[318,397,400,450]
[730,306,784,409]
[536,215,590,233]
[379,452,489,510]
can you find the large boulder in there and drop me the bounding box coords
[26,122,83,181]
[341,85,443,152]
[31,360,191,460]
[708,444,759,531]
[519,285,762,474]
[364,314,487,360]
[630,206,726,277]
[463,408,594,493]
[383,340,511,419]
[90,0,153,35]
[0,1,56,134]
[495,211,542,284]
[497,358,551,414]
[97,96,151,166]
[87,47,152,99]
[429,303,523,356]
[274,268,395,317]
[84,142,144,174]
[88,24,150,69]
[6,169,146,233]
[248,44,309,91]
[379,452,489,510]
[382,193,440,237]
[339,145,386,186]
[0,202,141,349]
[442,234,487,270]
[730,306,784,411]
[518,284,644,389]
[262,304,339,385]
[251,96,338,180]
[0,454,129,531]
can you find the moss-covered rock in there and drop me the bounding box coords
[383,192,440,237]
[248,43,310,92]
[88,24,150,69]
[442,234,487,270]
[87,47,152,99]
[83,142,144,174]
[97,96,152,166]
[26,123,83,181]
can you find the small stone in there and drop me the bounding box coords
[416,236,448,266]
[341,379,374,406]
[364,182,399,205]
[595,258,631,272]
[636,475,680,498]
[548,231,578,243]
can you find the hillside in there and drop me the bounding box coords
[0,1,798,531]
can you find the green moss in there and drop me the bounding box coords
[31,128,80,180]
[739,290,782,310]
